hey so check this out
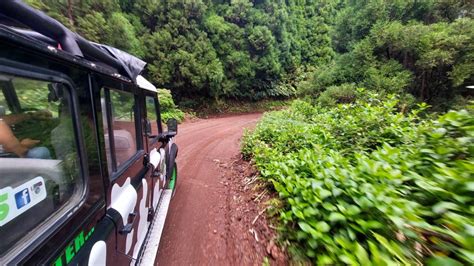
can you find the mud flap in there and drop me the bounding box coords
[166,143,178,180]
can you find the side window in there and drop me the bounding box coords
[145,95,159,136]
[0,73,81,255]
[101,88,139,173]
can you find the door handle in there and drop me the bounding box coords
[119,212,137,234]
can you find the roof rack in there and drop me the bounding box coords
[0,0,146,83]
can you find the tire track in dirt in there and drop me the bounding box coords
[156,113,262,265]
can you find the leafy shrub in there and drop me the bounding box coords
[158,89,185,122]
[297,56,356,98]
[298,64,337,97]
[317,84,357,106]
[243,91,424,160]
[242,94,473,265]
[363,60,413,94]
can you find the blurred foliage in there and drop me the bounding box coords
[158,89,185,123]
[179,97,289,118]
[243,93,474,264]
[316,83,357,106]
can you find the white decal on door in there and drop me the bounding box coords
[88,241,107,266]
[149,148,160,169]
[0,176,47,226]
[110,178,137,227]
[126,228,134,255]
[109,177,137,254]
[132,178,150,259]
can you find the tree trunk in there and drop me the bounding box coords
[403,51,408,68]
[67,0,74,27]
[421,71,426,100]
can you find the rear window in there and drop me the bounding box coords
[0,74,81,255]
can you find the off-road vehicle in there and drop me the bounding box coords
[0,1,178,265]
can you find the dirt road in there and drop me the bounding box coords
[156,113,267,265]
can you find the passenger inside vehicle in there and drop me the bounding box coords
[0,75,80,255]
[0,107,51,159]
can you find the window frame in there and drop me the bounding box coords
[101,87,143,178]
[144,92,163,145]
[0,58,88,261]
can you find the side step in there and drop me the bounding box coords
[138,189,172,266]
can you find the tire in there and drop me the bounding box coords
[167,162,177,197]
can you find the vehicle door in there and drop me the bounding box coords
[143,91,166,211]
[144,90,179,203]
[0,56,113,265]
[99,82,151,263]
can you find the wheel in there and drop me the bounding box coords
[167,162,177,197]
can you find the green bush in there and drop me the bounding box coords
[158,89,185,122]
[363,60,413,94]
[317,84,357,107]
[242,94,473,265]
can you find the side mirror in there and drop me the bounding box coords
[166,118,178,134]
[159,118,178,141]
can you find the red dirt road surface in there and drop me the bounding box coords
[156,113,286,265]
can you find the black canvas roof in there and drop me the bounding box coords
[0,0,146,82]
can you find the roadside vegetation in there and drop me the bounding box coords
[243,93,473,264]
[180,99,289,118]
[240,1,473,265]
[157,89,185,122]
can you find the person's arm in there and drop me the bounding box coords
[0,120,29,157]
[3,110,52,124]
[2,113,31,124]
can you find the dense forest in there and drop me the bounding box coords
[26,0,473,109]
[25,0,335,102]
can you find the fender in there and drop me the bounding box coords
[166,143,178,178]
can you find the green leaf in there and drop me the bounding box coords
[316,221,330,232]
[368,241,382,265]
[298,221,313,233]
[329,212,347,223]
[432,201,459,214]
[306,249,316,258]
[426,256,463,266]
[303,207,318,217]
[373,232,409,264]
[346,205,361,216]
[319,189,332,199]
[293,208,305,219]
[317,255,334,265]
[465,182,474,191]
[355,243,371,265]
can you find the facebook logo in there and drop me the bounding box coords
[15,189,31,209]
